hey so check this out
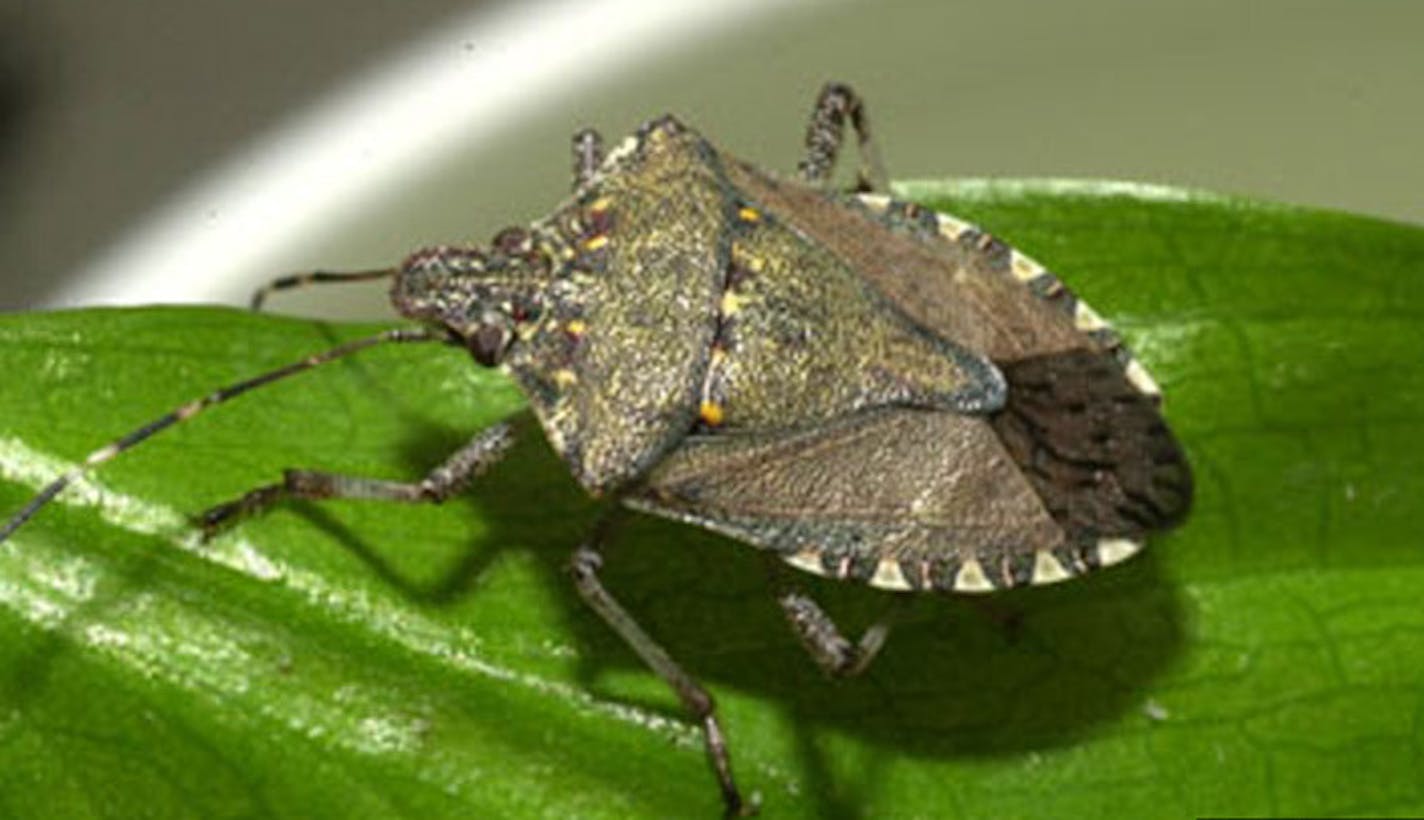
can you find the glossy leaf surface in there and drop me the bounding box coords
[0,180,1420,818]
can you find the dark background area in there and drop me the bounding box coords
[2,0,1419,313]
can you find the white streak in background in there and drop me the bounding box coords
[895,177,1209,203]
[51,0,811,308]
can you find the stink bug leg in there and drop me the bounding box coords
[773,582,898,678]
[798,81,889,193]
[570,514,754,817]
[572,128,605,191]
[198,423,515,536]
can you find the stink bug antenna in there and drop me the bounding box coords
[0,326,439,544]
[249,267,398,311]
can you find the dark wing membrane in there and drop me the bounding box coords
[989,350,1193,534]
[626,408,1103,593]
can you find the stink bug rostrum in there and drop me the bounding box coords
[1,83,1191,814]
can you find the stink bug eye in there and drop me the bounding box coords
[468,322,510,367]
[0,82,1191,816]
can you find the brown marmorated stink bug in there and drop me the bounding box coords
[1,83,1191,815]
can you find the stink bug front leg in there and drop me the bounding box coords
[199,422,515,536]
[569,513,754,817]
[797,81,889,193]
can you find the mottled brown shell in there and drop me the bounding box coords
[512,119,1005,495]
[516,116,1191,592]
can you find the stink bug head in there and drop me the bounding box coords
[392,235,555,367]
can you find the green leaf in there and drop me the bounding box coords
[1,179,1421,819]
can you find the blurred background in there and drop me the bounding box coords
[2,0,1420,317]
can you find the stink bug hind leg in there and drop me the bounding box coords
[798,82,889,193]
[569,515,755,816]
[772,565,899,677]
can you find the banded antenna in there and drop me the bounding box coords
[248,267,398,310]
[0,326,439,544]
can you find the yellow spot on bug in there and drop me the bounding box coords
[699,400,725,426]
[582,234,609,251]
[566,319,587,336]
[720,290,744,316]
[589,196,613,213]
[737,206,760,222]
[553,369,578,388]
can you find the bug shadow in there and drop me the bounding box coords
[570,516,1187,817]
[268,414,586,605]
[343,410,1190,815]
[283,497,512,606]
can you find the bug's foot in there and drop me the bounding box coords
[193,483,284,541]
[193,500,244,541]
[723,789,761,818]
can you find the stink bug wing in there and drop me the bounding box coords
[509,121,729,492]
[626,407,1080,592]
[721,159,1087,362]
[721,156,1192,543]
[705,174,1008,431]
